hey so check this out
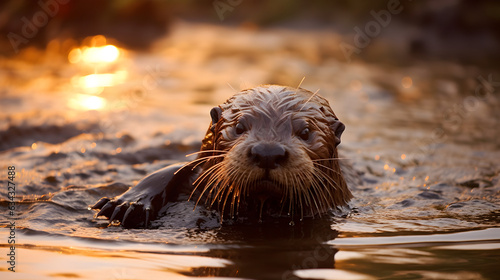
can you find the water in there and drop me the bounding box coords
[1,22,499,279]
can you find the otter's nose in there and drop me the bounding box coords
[249,143,288,169]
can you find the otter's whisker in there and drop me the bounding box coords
[278,181,286,216]
[217,169,238,214]
[174,154,224,176]
[193,176,222,209]
[210,166,235,207]
[309,178,329,215]
[310,169,336,203]
[188,154,226,171]
[313,162,343,185]
[192,161,224,187]
[204,174,226,207]
[306,187,319,218]
[220,183,234,221]
[299,88,320,112]
[296,76,305,91]
[288,174,296,218]
[235,169,250,214]
[191,162,225,204]
[205,178,223,208]
[312,157,351,162]
[185,150,228,157]
[289,171,305,221]
[229,170,244,217]
[299,171,322,217]
[201,168,225,202]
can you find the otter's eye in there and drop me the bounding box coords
[235,122,246,135]
[298,128,310,141]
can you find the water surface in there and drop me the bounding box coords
[1,22,499,279]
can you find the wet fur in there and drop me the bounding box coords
[92,85,353,228]
[195,85,352,219]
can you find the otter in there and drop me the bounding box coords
[91,85,353,228]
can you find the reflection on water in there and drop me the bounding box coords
[68,45,120,64]
[66,35,128,109]
[75,72,127,89]
[67,35,121,64]
[0,22,499,279]
[68,94,107,111]
[1,227,499,279]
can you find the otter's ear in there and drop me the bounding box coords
[210,107,222,133]
[330,119,345,147]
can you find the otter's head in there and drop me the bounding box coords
[195,85,352,221]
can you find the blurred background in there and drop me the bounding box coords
[1,0,500,64]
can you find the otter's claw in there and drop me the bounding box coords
[91,197,110,210]
[96,200,117,218]
[90,163,187,228]
[109,203,127,222]
[94,200,151,228]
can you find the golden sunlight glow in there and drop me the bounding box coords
[72,71,128,94]
[68,48,82,64]
[86,45,120,63]
[68,45,120,64]
[90,35,107,46]
[80,74,115,88]
[69,94,106,111]
[79,71,127,88]
[402,76,413,88]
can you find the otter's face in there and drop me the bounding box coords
[196,85,351,220]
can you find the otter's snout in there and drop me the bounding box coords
[249,143,288,170]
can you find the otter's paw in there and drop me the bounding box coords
[91,163,187,228]
[91,196,154,228]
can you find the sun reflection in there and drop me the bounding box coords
[67,35,126,111]
[69,46,120,63]
[68,35,120,64]
[86,45,120,63]
[71,70,128,95]
[69,94,106,111]
[77,71,127,88]
[68,48,82,64]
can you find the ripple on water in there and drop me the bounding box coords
[0,22,499,279]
